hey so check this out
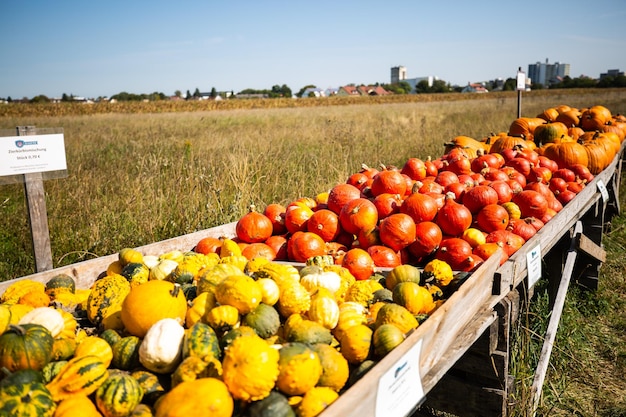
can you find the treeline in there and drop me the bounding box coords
[3,75,626,104]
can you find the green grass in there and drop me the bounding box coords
[1,89,626,416]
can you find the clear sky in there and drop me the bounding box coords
[2,0,625,99]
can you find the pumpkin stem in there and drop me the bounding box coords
[171,283,181,298]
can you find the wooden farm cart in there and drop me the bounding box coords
[415,141,625,417]
[0,143,623,417]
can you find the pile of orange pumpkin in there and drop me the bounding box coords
[0,104,623,417]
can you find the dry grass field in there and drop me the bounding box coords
[1,89,625,416]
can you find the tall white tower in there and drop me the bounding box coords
[391,66,407,84]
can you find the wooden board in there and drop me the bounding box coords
[0,222,237,293]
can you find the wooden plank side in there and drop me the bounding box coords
[0,222,237,293]
[321,253,501,417]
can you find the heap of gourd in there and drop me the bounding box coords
[0,104,624,417]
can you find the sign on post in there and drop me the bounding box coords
[516,67,526,118]
[0,127,68,273]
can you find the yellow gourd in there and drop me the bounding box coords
[221,334,280,401]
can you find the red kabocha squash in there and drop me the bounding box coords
[341,248,376,281]
[408,221,443,260]
[485,230,525,257]
[339,198,378,236]
[307,209,341,243]
[373,193,403,219]
[508,218,538,241]
[473,242,508,264]
[236,205,273,244]
[488,180,513,204]
[357,227,381,250]
[263,203,287,235]
[435,193,473,237]
[476,204,510,233]
[504,157,532,178]
[378,213,416,252]
[346,172,371,191]
[367,245,401,268]
[287,231,327,262]
[435,238,474,270]
[462,185,499,214]
[512,190,549,219]
[241,243,276,261]
[400,191,439,223]
[400,157,428,181]
[284,203,314,234]
[265,235,288,260]
[327,183,362,214]
[370,167,407,197]
[434,170,459,187]
[194,236,222,255]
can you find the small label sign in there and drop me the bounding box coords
[376,339,424,417]
[526,245,542,287]
[0,133,67,176]
[597,180,610,203]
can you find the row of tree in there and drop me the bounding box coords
[4,75,625,103]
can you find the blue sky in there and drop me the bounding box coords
[1,1,625,99]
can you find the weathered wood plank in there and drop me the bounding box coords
[0,222,237,292]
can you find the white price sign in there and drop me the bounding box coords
[0,134,67,176]
[376,339,424,417]
[597,180,610,203]
[526,245,542,287]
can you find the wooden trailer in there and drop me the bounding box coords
[0,143,623,417]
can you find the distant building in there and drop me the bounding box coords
[600,69,624,79]
[461,82,488,93]
[528,59,570,86]
[390,66,438,93]
[336,85,390,96]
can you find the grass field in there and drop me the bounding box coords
[1,89,625,416]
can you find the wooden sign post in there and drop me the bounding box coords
[19,126,54,272]
[1,126,67,273]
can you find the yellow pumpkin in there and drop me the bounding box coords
[205,304,240,333]
[121,281,187,338]
[155,377,233,417]
[221,334,280,401]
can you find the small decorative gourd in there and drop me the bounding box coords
[276,342,323,396]
[297,386,339,417]
[243,303,281,339]
[339,324,373,364]
[0,381,56,417]
[215,274,263,315]
[45,355,109,401]
[0,323,54,372]
[17,306,65,338]
[94,372,144,417]
[138,318,185,374]
[86,274,131,330]
[221,334,280,401]
[311,343,350,392]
